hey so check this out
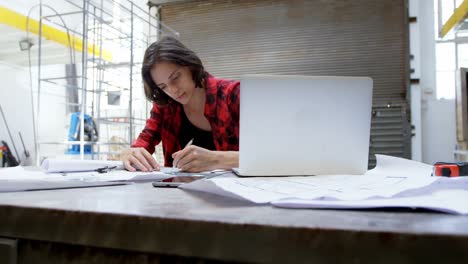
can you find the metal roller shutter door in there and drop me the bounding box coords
[160,0,411,164]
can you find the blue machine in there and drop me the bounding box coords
[67,112,98,154]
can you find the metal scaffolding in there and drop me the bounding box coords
[35,0,178,163]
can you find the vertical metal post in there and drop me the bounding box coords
[438,0,443,38]
[147,4,156,116]
[36,1,43,166]
[80,0,89,160]
[148,4,152,46]
[96,0,104,159]
[146,5,152,118]
[156,6,161,41]
[129,1,134,145]
[454,0,458,71]
[90,5,96,160]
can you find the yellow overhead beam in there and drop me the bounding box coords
[0,6,112,61]
[440,0,468,38]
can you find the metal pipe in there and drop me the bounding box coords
[80,0,89,160]
[18,132,30,159]
[96,0,104,159]
[42,11,83,18]
[129,1,134,144]
[36,1,43,165]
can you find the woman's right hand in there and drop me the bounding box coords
[121,147,160,172]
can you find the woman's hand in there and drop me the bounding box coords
[172,145,219,172]
[121,147,160,172]
[172,146,239,172]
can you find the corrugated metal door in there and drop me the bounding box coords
[159,0,410,163]
[370,104,411,167]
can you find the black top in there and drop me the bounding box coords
[179,110,216,151]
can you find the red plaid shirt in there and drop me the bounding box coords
[132,74,240,166]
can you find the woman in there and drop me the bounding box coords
[121,36,239,172]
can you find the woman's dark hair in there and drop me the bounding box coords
[141,36,207,106]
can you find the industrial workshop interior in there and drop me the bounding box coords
[2,0,468,263]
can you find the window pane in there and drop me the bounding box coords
[435,0,456,39]
[458,44,468,67]
[442,0,455,25]
[436,42,455,71]
[436,70,456,99]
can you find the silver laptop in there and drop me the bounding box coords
[233,74,373,176]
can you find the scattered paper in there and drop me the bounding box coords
[161,167,181,174]
[0,166,172,183]
[6,155,468,214]
[0,166,47,180]
[366,154,433,178]
[41,159,124,173]
[181,155,468,214]
[181,173,437,204]
[0,166,173,192]
[272,189,468,215]
[0,179,128,193]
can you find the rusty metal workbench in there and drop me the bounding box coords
[0,183,467,264]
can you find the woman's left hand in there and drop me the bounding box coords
[172,145,219,172]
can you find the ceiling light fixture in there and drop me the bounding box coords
[19,38,34,51]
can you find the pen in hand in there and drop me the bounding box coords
[173,138,194,169]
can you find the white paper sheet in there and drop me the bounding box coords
[0,166,172,182]
[366,154,433,178]
[182,154,468,214]
[0,166,48,180]
[271,175,468,214]
[0,166,129,192]
[181,155,438,203]
[272,189,468,215]
[48,170,172,182]
[0,166,174,192]
[41,159,124,173]
[181,173,437,204]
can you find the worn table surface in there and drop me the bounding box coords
[0,183,468,263]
